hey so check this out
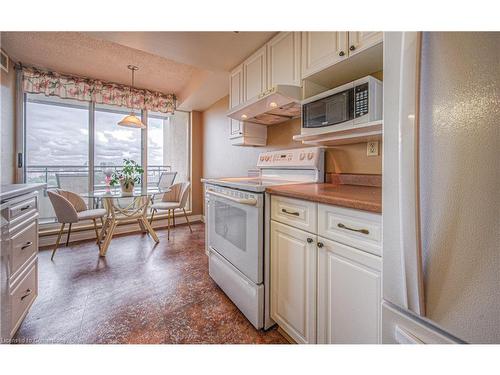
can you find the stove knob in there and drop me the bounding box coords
[307,152,314,160]
[299,153,306,160]
[260,156,265,161]
[266,156,271,161]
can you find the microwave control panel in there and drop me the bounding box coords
[354,83,369,118]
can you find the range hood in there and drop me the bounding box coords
[227,85,302,125]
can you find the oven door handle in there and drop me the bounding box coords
[206,190,258,206]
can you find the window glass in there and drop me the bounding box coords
[147,110,190,209]
[25,94,89,222]
[94,104,143,190]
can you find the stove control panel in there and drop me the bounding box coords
[257,147,324,168]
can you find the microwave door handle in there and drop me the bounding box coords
[206,190,258,206]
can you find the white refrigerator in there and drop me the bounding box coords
[382,32,500,344]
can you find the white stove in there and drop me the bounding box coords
[203,147,325,192]
[202,147,324,330]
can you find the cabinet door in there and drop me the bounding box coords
[317,237,381,344]
[348,32,383,56]
[301,32,348,79]
[229,64,244,138]
[229,119,242,138]
[267,32,301,87]
[243,46,267,101]
[270,220,316,344]
[229,64,243,109]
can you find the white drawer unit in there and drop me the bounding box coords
[269,194,382,344]
[318,204,382,256]
[9,259,38,337]
[1,185,43,342]
[271,195,317,233]
[10,219,38,279]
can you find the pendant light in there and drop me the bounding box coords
[117,65,146,129]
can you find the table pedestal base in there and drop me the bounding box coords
[98,196,159,256]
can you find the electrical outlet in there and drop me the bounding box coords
[367,141,379,156]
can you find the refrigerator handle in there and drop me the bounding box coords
[397,32,426,316]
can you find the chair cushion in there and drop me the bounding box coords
[77,208,107,221]
[151,202,180,210]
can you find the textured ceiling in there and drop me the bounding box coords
[0,31,277,111]
[0,32,197,94]
[86,32,277,72]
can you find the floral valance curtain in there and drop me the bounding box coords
[21,66,176,114]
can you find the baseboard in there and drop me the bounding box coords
[39,214,202,248]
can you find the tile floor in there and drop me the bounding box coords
[13,222,287,344]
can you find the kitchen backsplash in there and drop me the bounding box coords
[202,96,382,179]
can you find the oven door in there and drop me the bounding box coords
[206,187,263,284]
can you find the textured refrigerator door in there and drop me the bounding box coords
[418,32,500,344]
[383,32,500,344]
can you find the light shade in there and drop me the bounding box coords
[117,113,146,128]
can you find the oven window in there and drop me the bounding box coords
[213,200,246,251]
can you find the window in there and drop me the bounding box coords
[94,104,143,190]
[23,95,191,224]
[25,94,90,223]
[148,110,191,209]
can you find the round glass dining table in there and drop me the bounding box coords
[81,187,169,256]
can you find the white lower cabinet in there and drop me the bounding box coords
[270,195,382,344]
[317,237,381,344]
[270,220,317,344]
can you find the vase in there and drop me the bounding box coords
[120,180,135,195]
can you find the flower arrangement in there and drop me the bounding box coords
[110,159,144,194]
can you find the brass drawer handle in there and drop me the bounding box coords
[337,223,369,235]
[21,241,33,250]
[21,289,32,301]
[281,208,300,216]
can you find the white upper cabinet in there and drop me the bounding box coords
[317,237,381,344]
[301,32,348,79]
[270,220,317,344]
[229,64,243,109]
[229,64,244,138]
[267,32,301,87]
[243,46,267,101]
[347,32,383,56]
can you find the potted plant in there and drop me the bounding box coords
[110,159,144,195]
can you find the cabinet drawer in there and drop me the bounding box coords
[9,196,38,221]
[318,204,381,256]
[271,195,317,233]
[11,220,38,277]
[10,259,38,337]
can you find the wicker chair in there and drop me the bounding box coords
[47,189,107,260]
[149,182,192,239]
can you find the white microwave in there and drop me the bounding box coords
[301,76,383,136]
